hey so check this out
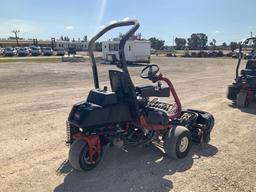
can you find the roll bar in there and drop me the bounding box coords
[88,20,140,89]
[236,37,256,78]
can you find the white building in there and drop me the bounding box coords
[55,41,88,51]
[102,39,151,64]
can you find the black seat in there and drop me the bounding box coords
[109,70,130,94]
[136,84,170,97]
[109,70,139,117]
[136,85,154,93]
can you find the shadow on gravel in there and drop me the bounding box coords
[54,143,217,192]
[228,102,256,115]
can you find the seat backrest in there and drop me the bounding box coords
[246,59,256,70]
[109,70,128,94]
[109,70,139,117]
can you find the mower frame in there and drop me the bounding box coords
[227,37,256,108]
[66,20,215,171]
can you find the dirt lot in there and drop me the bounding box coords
[0,56,255,192]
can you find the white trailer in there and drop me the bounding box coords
[102,40,150,64]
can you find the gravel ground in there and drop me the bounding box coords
[0,56,255,192]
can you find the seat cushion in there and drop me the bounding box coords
[136,85,154,92]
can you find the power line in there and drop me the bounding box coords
[11,30,20,46]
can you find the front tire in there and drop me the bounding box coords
[164,126,192,159]
[69,140,102,171]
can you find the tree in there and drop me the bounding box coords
[64,36,70,41]
[229,42,238,51]
[119,32,124,39]
[12,30,20,46]
[149,37,165,50]
[95,42,102,51]
[187,33,208,50]
[213,39,216,45]
[8,36,23,40]
[209,39,216,49]
[175,37,186,50]
[137,33,142,40]
[83,35,87,42]
[60,36,64,41]
[222,42,227,47]
[8,36,15,40]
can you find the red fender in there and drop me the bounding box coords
[73,133,101,163]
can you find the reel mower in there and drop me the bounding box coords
[66,20,215,171]
[227,37,256,108]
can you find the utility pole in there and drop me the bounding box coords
[12,30,20,46]
[172,36,175,52]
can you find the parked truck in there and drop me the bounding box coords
[102,39,150,64]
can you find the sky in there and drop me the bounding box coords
[0,0,256,45]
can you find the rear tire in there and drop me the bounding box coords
[164,126,192,159]
[237,90,248,108]
[69,140,102,171]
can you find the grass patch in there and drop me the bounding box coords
[95,57,102,63]
[174,52,186,57]
[0,56,102,63]
[0,57,62,63]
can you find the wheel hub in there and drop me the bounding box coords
[179,137,189,152]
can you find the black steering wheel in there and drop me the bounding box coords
[140,64,160,79]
